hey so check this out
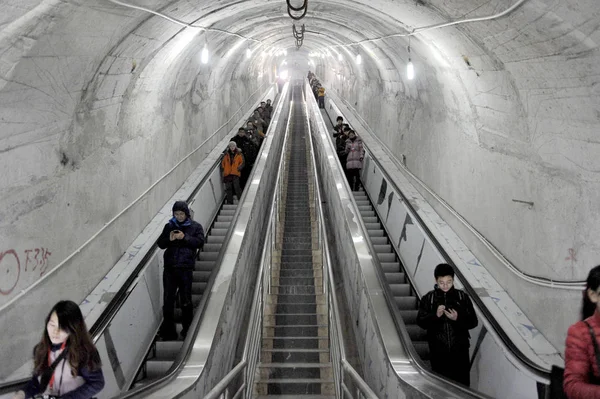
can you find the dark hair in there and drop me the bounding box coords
[33,300,101,377]
[582,265,600,320]
[336,116,343,122]
[434,263,455,279]
[238,127,246,132]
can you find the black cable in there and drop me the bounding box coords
[287,0,308,20]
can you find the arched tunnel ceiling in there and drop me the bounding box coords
[1,0,599,377]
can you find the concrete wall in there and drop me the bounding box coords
[0,0,274,377]
[312,0,600,351]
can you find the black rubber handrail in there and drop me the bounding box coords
[320,106,552,381]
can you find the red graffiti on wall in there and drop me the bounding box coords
[0,247,52,296]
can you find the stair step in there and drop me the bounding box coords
[385,272,405,283]
[406,324,428,341]
[373,244,392,253]
[206,235,225,244]
[272,285,317,294]
[275,303,317,312]
[276,294,319,303]
[377,253,396,262]
[203,243,222,252]
[264,325,327,337]
[367,229,384,237]
[265,337,329,349]
[212,222,230,229]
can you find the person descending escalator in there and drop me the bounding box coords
[221,142,245,205]
[232,127,258,189]
[417,263,478,386]
[157,201,205,341]
[12,300,105,399]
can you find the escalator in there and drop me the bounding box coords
[131,201,238,388]
[352,190,431,366]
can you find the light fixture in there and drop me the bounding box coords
[356,53,362,64]
[406,38,414,80]
[407,60,414,80]
[246,48,252,58]
[338,53,343,61]
[201,44,209,64]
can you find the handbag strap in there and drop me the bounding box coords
[39,348,68,393]
[583,321,600,373]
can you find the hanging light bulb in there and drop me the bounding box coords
[356,54,362,64]
[407,60,414,80]
[201,44,209,64]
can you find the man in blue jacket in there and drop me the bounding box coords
[157,201,205,340]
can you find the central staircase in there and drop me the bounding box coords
[255,87,334,399]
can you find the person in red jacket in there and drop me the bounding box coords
[564,265,600,398]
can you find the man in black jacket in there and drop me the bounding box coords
[157,201,205,340]
[417,263,478,386]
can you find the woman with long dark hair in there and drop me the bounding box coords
[12,300,104,399]
[564,265,600,398]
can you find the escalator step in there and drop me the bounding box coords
[373,244,392,253]
[360,210,376,217]
[203,243,221,252]
[213,222,231,229]
[192,282,207,294]
[206,235,225,244]
[413,341,430,360]
[406,324,428,341]
[381,263,400,274]
[385,272,406,284]
[395,296,417,310]
[400,310,419,324]
[389,284,411,296]
[216,215,233,223]
[145,360,173,379]
[209,228,228,236]
[198,252,219,261]
[367,229,384,237]
[193,271,212,282]
[222,204,237,210]
[195,261,215,271]
[154,341,184,360]
[377,253,396,262]
[364,222,381,230]
[363,216,379,224]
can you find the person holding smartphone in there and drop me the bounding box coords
[157,201,204,340]
[417,263,478,386]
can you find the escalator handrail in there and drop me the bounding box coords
[115,84,290,399]
[310,82,491,398]
[0,86,274,397]
[0,158,221,396]
[304,90,379,399]
[320,98,552,381]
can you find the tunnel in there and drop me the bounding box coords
[0,0,598,397]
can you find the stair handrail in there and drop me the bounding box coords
[303,86,379,399]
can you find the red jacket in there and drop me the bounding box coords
[564,310,600,398]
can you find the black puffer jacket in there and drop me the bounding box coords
[157,202,205,269]
[417,286,478,352]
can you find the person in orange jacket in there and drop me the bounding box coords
[221,141,245,204]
